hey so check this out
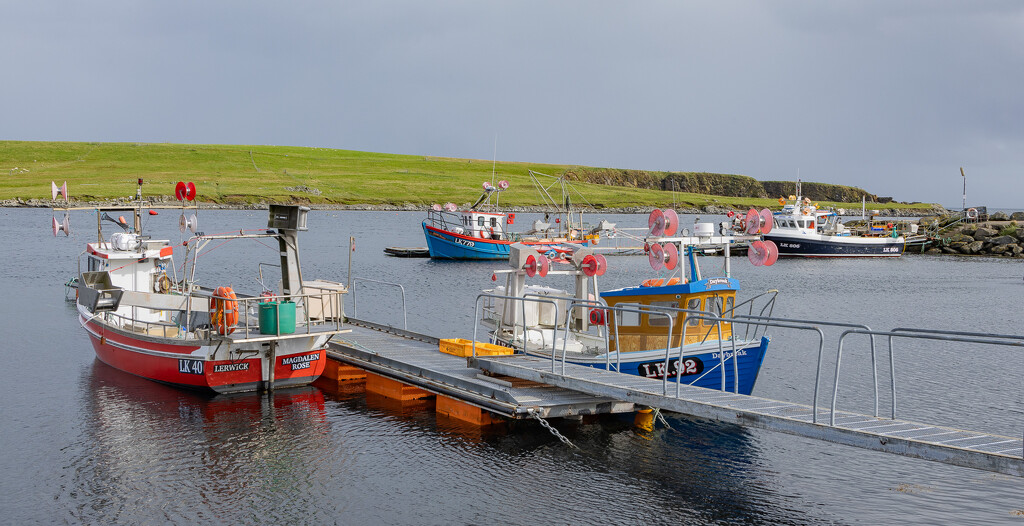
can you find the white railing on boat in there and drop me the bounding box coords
[99,289,347,340]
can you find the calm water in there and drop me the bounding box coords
[2,208,1023,525]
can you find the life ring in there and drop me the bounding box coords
[210,286,238,335]
[802,208,811,215]
[591,235,599,245]
[778,197,785,206]
[966,208,978,220]
[479,230,488,239]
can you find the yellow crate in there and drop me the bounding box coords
[439,338,514,357]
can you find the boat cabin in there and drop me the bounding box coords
[600,279,738,353]
[454,210,506,240]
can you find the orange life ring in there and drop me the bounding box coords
[210,286,238,335]
[778,197,785,206]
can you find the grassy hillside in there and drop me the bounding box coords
[1,141,936,211]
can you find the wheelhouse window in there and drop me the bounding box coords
[647,301,678,326]
[615,308,640,327]
[685,297,701,326]
[477,217,485,227]
[705,296,723,325]
[490,217,498,228]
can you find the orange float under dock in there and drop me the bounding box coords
[326,319,637,424]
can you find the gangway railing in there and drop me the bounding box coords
[351,277,408,330]
[835,328,1024,438]
[736,315,880,417]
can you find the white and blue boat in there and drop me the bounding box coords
[481,211,779,395]
[762,182,905,257]
[422,170,610,260]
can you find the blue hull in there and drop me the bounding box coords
[423,221,588,260]
[574,337,770,395]
[423,222,512,260]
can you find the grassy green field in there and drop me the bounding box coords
[1,141,935,211]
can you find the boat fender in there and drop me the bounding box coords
[210,286,238,335]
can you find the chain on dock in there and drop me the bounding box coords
[529,410,577,449]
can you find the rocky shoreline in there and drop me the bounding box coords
[917,212,1024,257]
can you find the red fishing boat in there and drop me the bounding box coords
[60,180,348,394]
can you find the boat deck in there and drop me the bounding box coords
[327,320,636,419]
[469,353,1024,477]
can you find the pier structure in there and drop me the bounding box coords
[323,312,1024,478]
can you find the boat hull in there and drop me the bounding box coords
[764,232,904,257]
[523,337,770,396]
[81,313,327,394]
[423,222,585,260]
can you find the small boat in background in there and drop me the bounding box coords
[480,209,779,395]
[55,180,349,394]
[761,181,905,257]
[422,170,614,260]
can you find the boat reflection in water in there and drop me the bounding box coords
[68,359,330,524]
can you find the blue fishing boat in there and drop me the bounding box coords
[422,170,609,260]
[481,209,779,395]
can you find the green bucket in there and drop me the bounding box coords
[259,301,296,335]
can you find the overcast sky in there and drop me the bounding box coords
[3,1,1022,208]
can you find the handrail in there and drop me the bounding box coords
[555,300,662,376]
[833,328,1024,430]
[736,314,880,417]
[473,293,560,359]
[210,289,346,338]
[351,277,408,330]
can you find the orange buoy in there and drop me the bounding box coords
[210,286,238,335]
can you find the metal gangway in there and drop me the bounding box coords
[468,299,1024,477]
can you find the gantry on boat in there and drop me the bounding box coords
[53,179,348,394]
[480,208,779,395]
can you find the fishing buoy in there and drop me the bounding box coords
[51,214,71,236]
[51,181,68,201]
[648,209,665,236]
[662,209,679,236]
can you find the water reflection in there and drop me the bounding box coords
[64,360,330,524]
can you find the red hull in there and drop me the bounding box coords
[83,316,326,394]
